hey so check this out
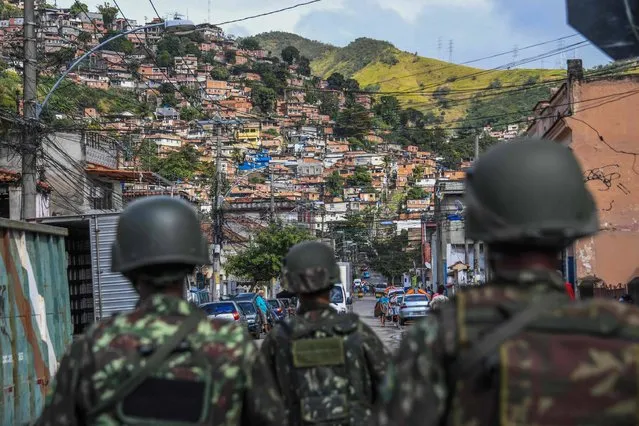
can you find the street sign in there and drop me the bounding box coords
[567,0,639,60]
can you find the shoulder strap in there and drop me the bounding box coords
[440,295,567,426]
[87,309,204,419]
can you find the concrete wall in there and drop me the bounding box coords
[569,77,639,285]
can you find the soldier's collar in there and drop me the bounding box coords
[297,300,333,315]
[139,293,193,316]
[492,268,566,290]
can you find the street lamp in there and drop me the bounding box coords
[37,19,197,118]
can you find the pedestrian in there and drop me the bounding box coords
[256,289,271,332]
[261,240,389,426]
[432,284,446,298]
[377,292,389,327]
[376,138,639,425]
[35,196,284,426]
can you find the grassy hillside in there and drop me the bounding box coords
[255,32,565,124]
[253,31,336,60]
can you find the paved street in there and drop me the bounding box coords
[256,295,405,352]
[352,295,404,352]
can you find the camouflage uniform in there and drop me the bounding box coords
[261,241,389,425]
[377,139,639,425]
[35,196,284,425]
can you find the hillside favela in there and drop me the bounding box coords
[3,1,639,425]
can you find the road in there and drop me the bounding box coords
[256,295,405,352]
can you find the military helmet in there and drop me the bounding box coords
[111,196,210,275]
[465,138,599,248]
[281,240,340,294]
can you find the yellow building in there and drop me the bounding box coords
[234,126,260,148]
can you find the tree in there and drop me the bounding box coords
[304,90,318,105]
[100,30,133,54]
[336,103,372,139]
[137,140,160,171]
[281,45,300,65]
[318,91,339,118]
[156,145,200,182]
[370,231,417,284]
[77,31,92,44]
[184,42,201,58]
[224,50,236,64]
[297,56,311,76]
[327,72,345,90]
[180,106,202,121]
[156,35,183,58]
[69,1,88,17]
[325,170,344,198]
[225,223,314,286]
[239,37,261,51]
[373,95,401,128]
[157,51,173,68]
[161,93,178,107]
[159,82,175,94]
[97,2,118,27]
[252,85,277,113]
[210,66,230,80]
[407,186,427,200]
[347,166,372,187]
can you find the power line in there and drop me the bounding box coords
[212,0,323,26]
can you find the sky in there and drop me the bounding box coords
[64,0,611,69]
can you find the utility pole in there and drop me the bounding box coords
[269,165,275,222]
[22,0,38,219]
[473,133,481,284]
[211,127,223,300]
[320,183,326,238]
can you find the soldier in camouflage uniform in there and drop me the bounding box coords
[36,196,284,426]
[261,240,389,426]
[377,138,639,425]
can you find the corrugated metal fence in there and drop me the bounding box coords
[0,219,71,425]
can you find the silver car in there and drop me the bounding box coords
[398,294,430,325]
[200,301,249,330]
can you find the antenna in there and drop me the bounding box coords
[437,36,442,59]
[448,39,453,63]
[208,0,211,24]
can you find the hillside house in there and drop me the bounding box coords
[297,158,323,176]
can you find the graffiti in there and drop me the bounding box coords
[0,284,9,342]
[602,200,615,211]
[583,164,621,191]
[617,183,631,195]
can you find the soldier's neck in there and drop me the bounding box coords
[492,251,559,272]
[137,285,184,304]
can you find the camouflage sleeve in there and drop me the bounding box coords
[375,316,448,426]
[34,337,90,426]
[360,322,391,403]
[241,335,286,426]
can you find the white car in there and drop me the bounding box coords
[330,283,351,314]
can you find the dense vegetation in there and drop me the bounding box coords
[252,31,336,60]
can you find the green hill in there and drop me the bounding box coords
[252,31,336,60]
[254,32,565,124]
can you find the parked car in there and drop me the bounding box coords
[200,301,249,331]
[374,284,387,298]
[235,292,276,329]
[236,300,263,339]
[398,294,430,325]
[267,299,288,321]
[277,297,296,317]
[330,284,352,314]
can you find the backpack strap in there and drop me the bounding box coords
[87,309,204,419]
[440,294,568,426]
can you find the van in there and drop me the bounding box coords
[330,283,352,314]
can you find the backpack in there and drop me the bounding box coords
[440,286,639,426]
[280,312,372,426]
[85,310,215,425]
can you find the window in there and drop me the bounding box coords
[90,180,113,210]
[201,302,236,315]
[238,303,256,315]
[330,286,344,303]
[405,295,429,303]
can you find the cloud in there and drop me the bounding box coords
[63,0,609,67]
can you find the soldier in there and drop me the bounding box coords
[261,240,389,426]
[36,196,284,426]
[376,138,639,425]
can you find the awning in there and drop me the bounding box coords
[85,163,173,185]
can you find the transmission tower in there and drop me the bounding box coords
[512,44,519,65]
[448,39,453,63]
[556,39,565,69]
[208,0,211,24]
[437,36,442,59]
